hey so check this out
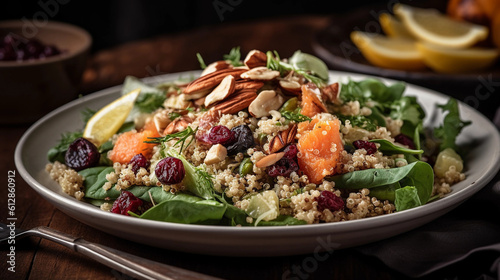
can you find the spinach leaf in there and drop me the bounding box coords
[257,215,307,226]
[389,96,425,137]
[222,203,305,226]
[47,131,83,163]
[395,186,422,211]
[139,199,226,224]
[370,139,424,155]
[339,78,406,106]
[327,161,433,204]
[266,50,328,87]
[434,98,471,151]
[289,50,329,81]
[337,114,378,131]
[135,92,166,113]
[369,182,400,202]
[165,148,215,200]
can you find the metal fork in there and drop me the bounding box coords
[0,222,222,280]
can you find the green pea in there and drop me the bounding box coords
[239,157,254,176]
[279,97,298,113]
[257,133,268,146]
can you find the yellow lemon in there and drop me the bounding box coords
[350,31,426,71]
[394,4,489,48]
[83,89,141,146]
[379,13,414,39]
[416,42,499,73]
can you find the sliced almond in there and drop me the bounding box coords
[241,67,280,81]
[183,68,246,96]
[244,50,267,69]
[248,90,285,118]
[279,79,301,96]
[268,124,298,154]
[255,152,285,168]
[201,60,231,76]
[163,115,193,135]
[212,89,257,115]
[204,144,228,165]
[204,75,236,107]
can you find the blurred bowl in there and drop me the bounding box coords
[0,20,91,124]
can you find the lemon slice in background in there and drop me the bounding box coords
[416,42,499,73]
[83,88,141,146]
[394,4,489,48]
[350,31,426,71]
[379,13,414,39]
[245,190,279,224]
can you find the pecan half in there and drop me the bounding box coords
[268,124,298,154]
[183,68,246,96]
[163,115,193,135]
[234,80,264,91]
[201,60,231,76]
[244,50,267,69]
[322,82,340,104]
[212,89,258,115]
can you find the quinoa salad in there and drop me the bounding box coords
[45,48,471,226]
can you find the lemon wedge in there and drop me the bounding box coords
[394,4,489,48]
[245,190,279,224]
[350,31,426,71]
[416,42,499,73]
[83,89,141,146]
[379,13,414,39]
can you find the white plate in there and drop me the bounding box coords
[15,71,500,256]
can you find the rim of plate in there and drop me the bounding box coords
[14,70,500,237]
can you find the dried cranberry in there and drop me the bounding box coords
[207,125,235,145]
[226,125,255,155]
[111,191,143,216]
[395,134,416,150]
[65,138,100,171]
[283,144,298,159]
[353,140,377,155]
[128,153,150,174]
[316,191,344,212]
[155,157,185,185]
[267,158,299,177]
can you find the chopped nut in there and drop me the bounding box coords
[204,75,236,107]
[322,82,340,103]
[241,66,280,81]
[204,144,227,165]
[213,89,258,115]
[269,124,298,154]
[255,152,285,168]
[279,79,301,96]
[163,115,193,135]
[201,60,231,76]
[248,90,285,118]
[244,50,267,69]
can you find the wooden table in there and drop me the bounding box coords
[1,14,498,280]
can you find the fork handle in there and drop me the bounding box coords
[36,226,221,280]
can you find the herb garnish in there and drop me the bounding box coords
[146,126,197,154]
[196,53,207,69]
[135,92,166,113]
[281,111,312,123]
[223,46,243,67]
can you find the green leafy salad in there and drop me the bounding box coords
[46,48,471,226]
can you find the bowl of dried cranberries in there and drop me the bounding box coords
[0,20,91,124]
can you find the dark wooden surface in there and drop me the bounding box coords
[1,14,499,280]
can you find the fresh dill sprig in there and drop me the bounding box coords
[145,126,197,153]
[266,50,327,87]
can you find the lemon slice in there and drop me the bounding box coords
[245,190,279,224]
[83,88,141,146]
[379,13,414,39]
[416,42,499,73]
[394,4,488,48]
[350,31,426,71]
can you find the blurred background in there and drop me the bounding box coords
[2,0,396,52]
